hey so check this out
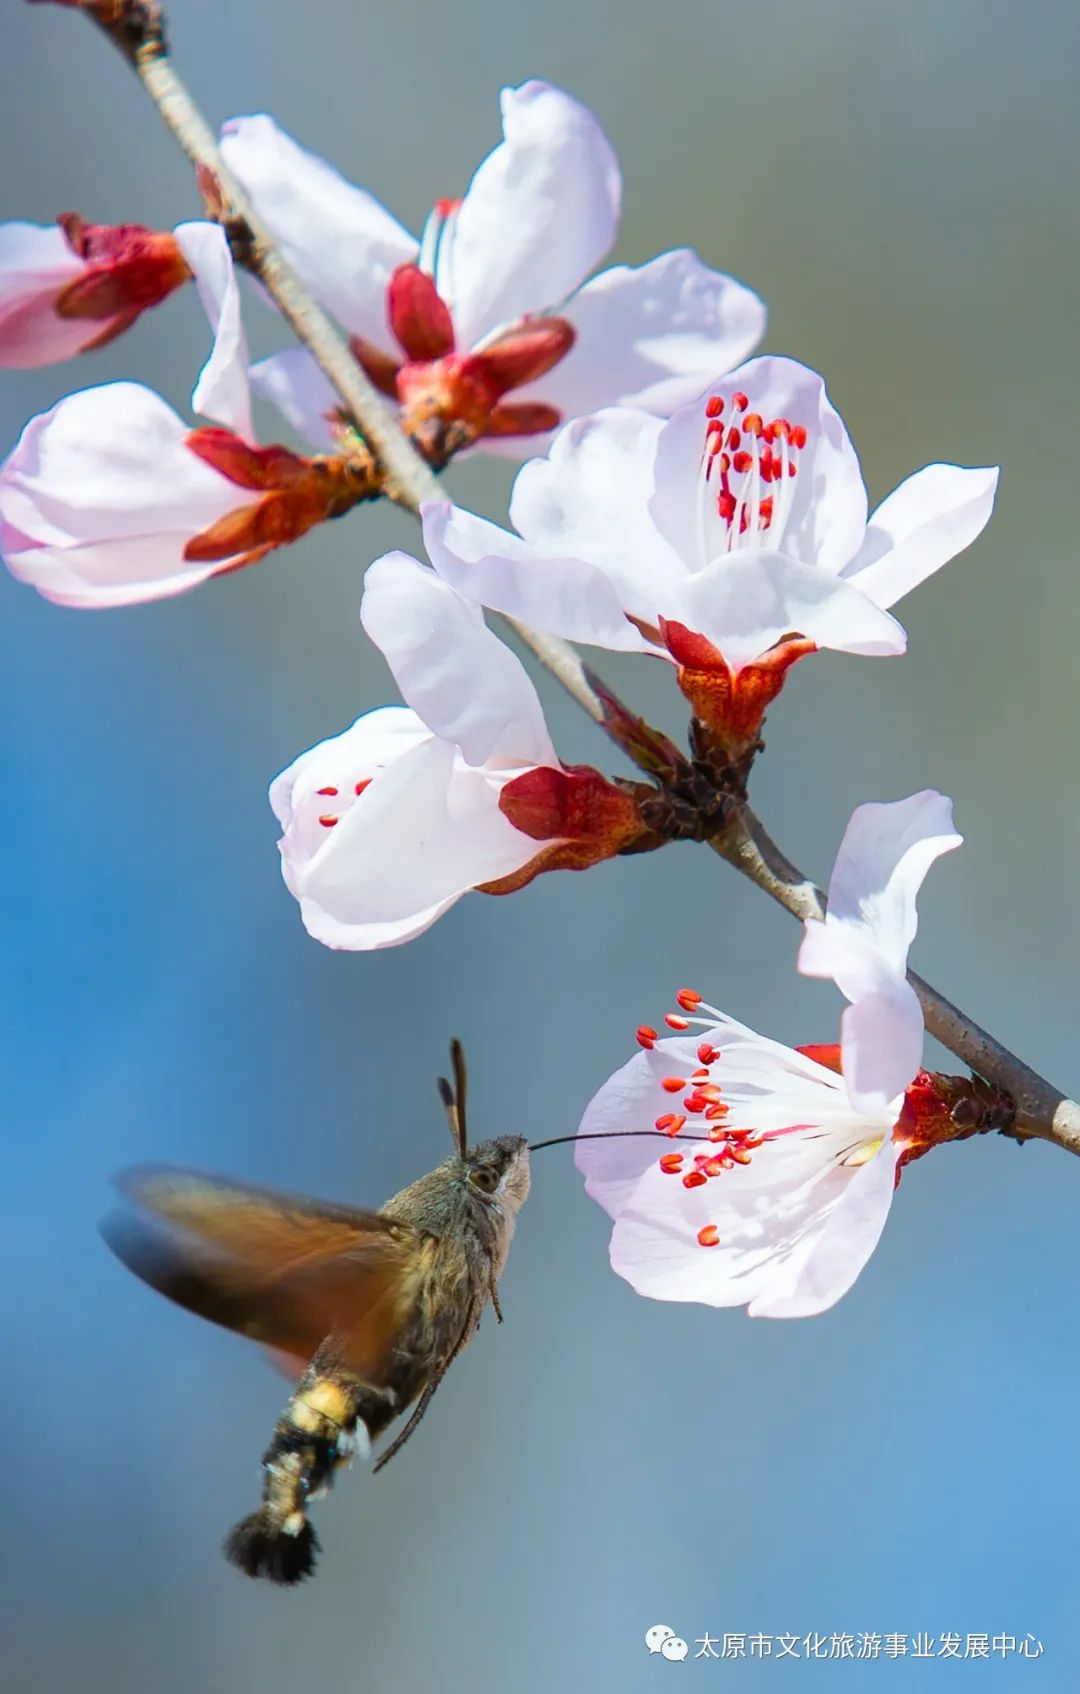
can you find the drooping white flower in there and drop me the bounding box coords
[575,792,963,1317]
[0,226,363,607]
[270,555,645,949]
[220,82,765,457]
[425,357,998,742]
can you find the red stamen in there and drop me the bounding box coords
[318,814,338,828]
[659,1153,684,1174]
[676,988,703,1011]
[664,1013,690,1030]
[705,395,724,418]
[697,1224,721,1248]
[637,1024,658,1049]
[661,1076,688,1093]
[682,1171,707,1190]
[316,786,338,796]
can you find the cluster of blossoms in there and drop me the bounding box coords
[1,79,1002,1314]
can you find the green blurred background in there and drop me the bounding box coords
[2,1,1079,1688]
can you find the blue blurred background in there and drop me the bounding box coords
[3,1,1079,1688]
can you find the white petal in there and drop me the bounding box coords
[608,1123,874,1313]
[523,249,765,422]
[272,729,541,950]
[0,382,247,607]
[673,550,907,669]
[508,405,684,624]
[422,500,651,654]
[575,1038,702,1219]
[808,790,962,978]
[220,114,416,345]
[844,464,1000,609]
[0,222,89,368]
[445,81,620,349]
[839,986,923,1116]
[250,350,339,451]
[747,1136,900,1318]
[174,221,252,437]
[360,551,557,767]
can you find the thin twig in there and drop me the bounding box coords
[78,1,1080,1160]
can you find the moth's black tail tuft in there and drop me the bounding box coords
[223,1510,320,1585]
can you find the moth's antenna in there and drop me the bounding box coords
[450,1038,468,1157]
[436,1039,469,1158]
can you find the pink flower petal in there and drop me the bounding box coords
[805,791,962,980]
[0,221,92,368]
[844,463,999,609]
[515,249,765,432]
[174,221,252,438]
[360,551,557,768]
[220,113,416,348]
[0,382,248,606]
[421,499,650,654]
[446,81,620,350]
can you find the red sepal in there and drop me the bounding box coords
[387,264,455,361]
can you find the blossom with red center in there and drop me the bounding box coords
[269,555,647,950]
[575,792,965,1317]
[219,82,765,458]
[0,225,372,607]
[424,357,999,748]
[0,213,194,369]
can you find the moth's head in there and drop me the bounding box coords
[463,1135,531,1217]
[437,1042,531,1218]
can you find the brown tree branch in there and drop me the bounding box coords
[71,0,1080,1160]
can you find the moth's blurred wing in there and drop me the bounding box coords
[101,1166,426,1381]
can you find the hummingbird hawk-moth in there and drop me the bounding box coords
[100,1041,531,1584]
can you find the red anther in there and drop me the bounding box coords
[742,412,763,436]
[758,497,774,527]
[664,1013,690,1030]
[718,491,736,523]
[772,418,790,441]
[662,1115,687,1138]
[703,1158,726,1178]
[696,1085,723,1105]
[691,1068,710,1081]
[682,1093,707,1114]
[697,1224,721,1248]
[433,196,462,218]
[637,1024,659,1049]
[730,1148,753,1166]
[659,1153,684,1174]
[655,1112,678,1132]
[355,779,371,796]
[318,814,338,828]
[788,461,798,477]
[705,1103,730,1120]
[791,423,807,448]
[316,786,339,796]
[732,391,749,411]
[707,1125,728,1142]
[720,1156,735,1170]
[732,451,752,474]
[676,988,703,1011]
[742,1135,764,1149]
[705,395,724,418]
[726,427,742,450]
[682,1170,707,1190]
[693,1152,712,1168]
[661,1076,688,1093]
[697,1043,720,1064]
